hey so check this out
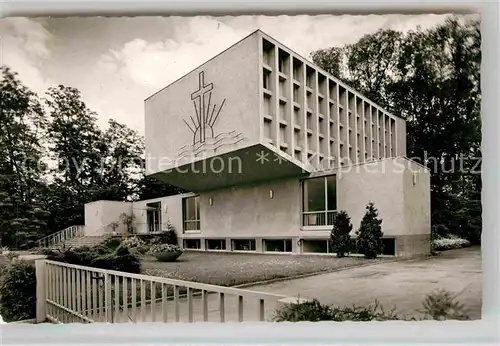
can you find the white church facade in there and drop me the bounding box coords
[84,30,431,257]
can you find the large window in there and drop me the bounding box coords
[232,239,256,251]
[302,175,337,227]
[264,239,293,252]
[206,239,226,250]
[182,196,200,232]
[301,239,330,253]
[183,239,201,249]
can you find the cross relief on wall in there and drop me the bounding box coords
[184,71,226,145]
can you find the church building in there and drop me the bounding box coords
[84,30,431,257]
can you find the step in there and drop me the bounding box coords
[49,236,111,249]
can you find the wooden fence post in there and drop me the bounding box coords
[104,273,112,323]
[35,260,47,323]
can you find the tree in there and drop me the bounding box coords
[44,85,106,231]
[310,46,347,84]
[137,174,186,201]
[2,65,180,247]
[356,202,383,259]
[0,66,49,248]
[330,211,354,257]
[44,87,154,232]
[311,16,481,243]
[92,119,144,201]
[99,121,186,202]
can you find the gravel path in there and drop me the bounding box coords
[141,251,387,287]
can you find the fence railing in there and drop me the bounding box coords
[131,223,165,235]
[36,225,85,248]
[302,211,337,227]
[130,221,200,234]
[36,260,290,324]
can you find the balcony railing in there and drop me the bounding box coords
[131,223,166,235]
[183,220,201,232]
[302,211,337,227]
[128,222,200,235]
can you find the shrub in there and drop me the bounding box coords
[0,248,19,262]
[121,236,144,248]
[0,261,36,322]
[431,224,449,241]
[43,244,141,274]
[65,246,100,266]
[273,299,401,322]
[102,237,123,250]
[356,202,384,259]
[149,243,182,254]
[273,299,333,322]
[109,221,120,234]
[43,246,100,267]
[91,245,141,273]
[6,251,19,262]
[38,247,60,257]
[148,221,179,246]
[274,293,471,322]
[329,301,401,321]
[121,236,149,255]
[120,213,135,235]
[432,236,471,251]
[330,211,354,257]
[421,289,469,320]
[162,221,179,245]
[0,246,141,324]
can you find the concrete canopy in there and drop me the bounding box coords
[150,144,310,192]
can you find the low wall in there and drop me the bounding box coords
[395,234,431,257]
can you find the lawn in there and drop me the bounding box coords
[141,251,388,287]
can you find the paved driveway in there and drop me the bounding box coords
[96,247,481,323]
[247,246,482,319]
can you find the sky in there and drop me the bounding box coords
[1,14,462,135]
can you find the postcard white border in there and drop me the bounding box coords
[0,1,498,345]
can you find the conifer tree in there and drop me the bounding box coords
[311,17,481,243]
[356,202,383,259]
[330,211,354,257]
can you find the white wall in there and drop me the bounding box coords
[402,158,431,235]
[101,201,132,235]
[395,117,407,156]
[83,201,132,236]
[131,193,196,236]
[199,178,301,238]
[83,158,429,250]
[177,158,427,240]
[145,32,261,175]
[84,202,103,236]
[337,159,405,236]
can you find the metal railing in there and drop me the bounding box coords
[131,223,167,235]
[36,225,85,248]
[302,211,337,227]
[35,260,290,324]
[183,220,201,232]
